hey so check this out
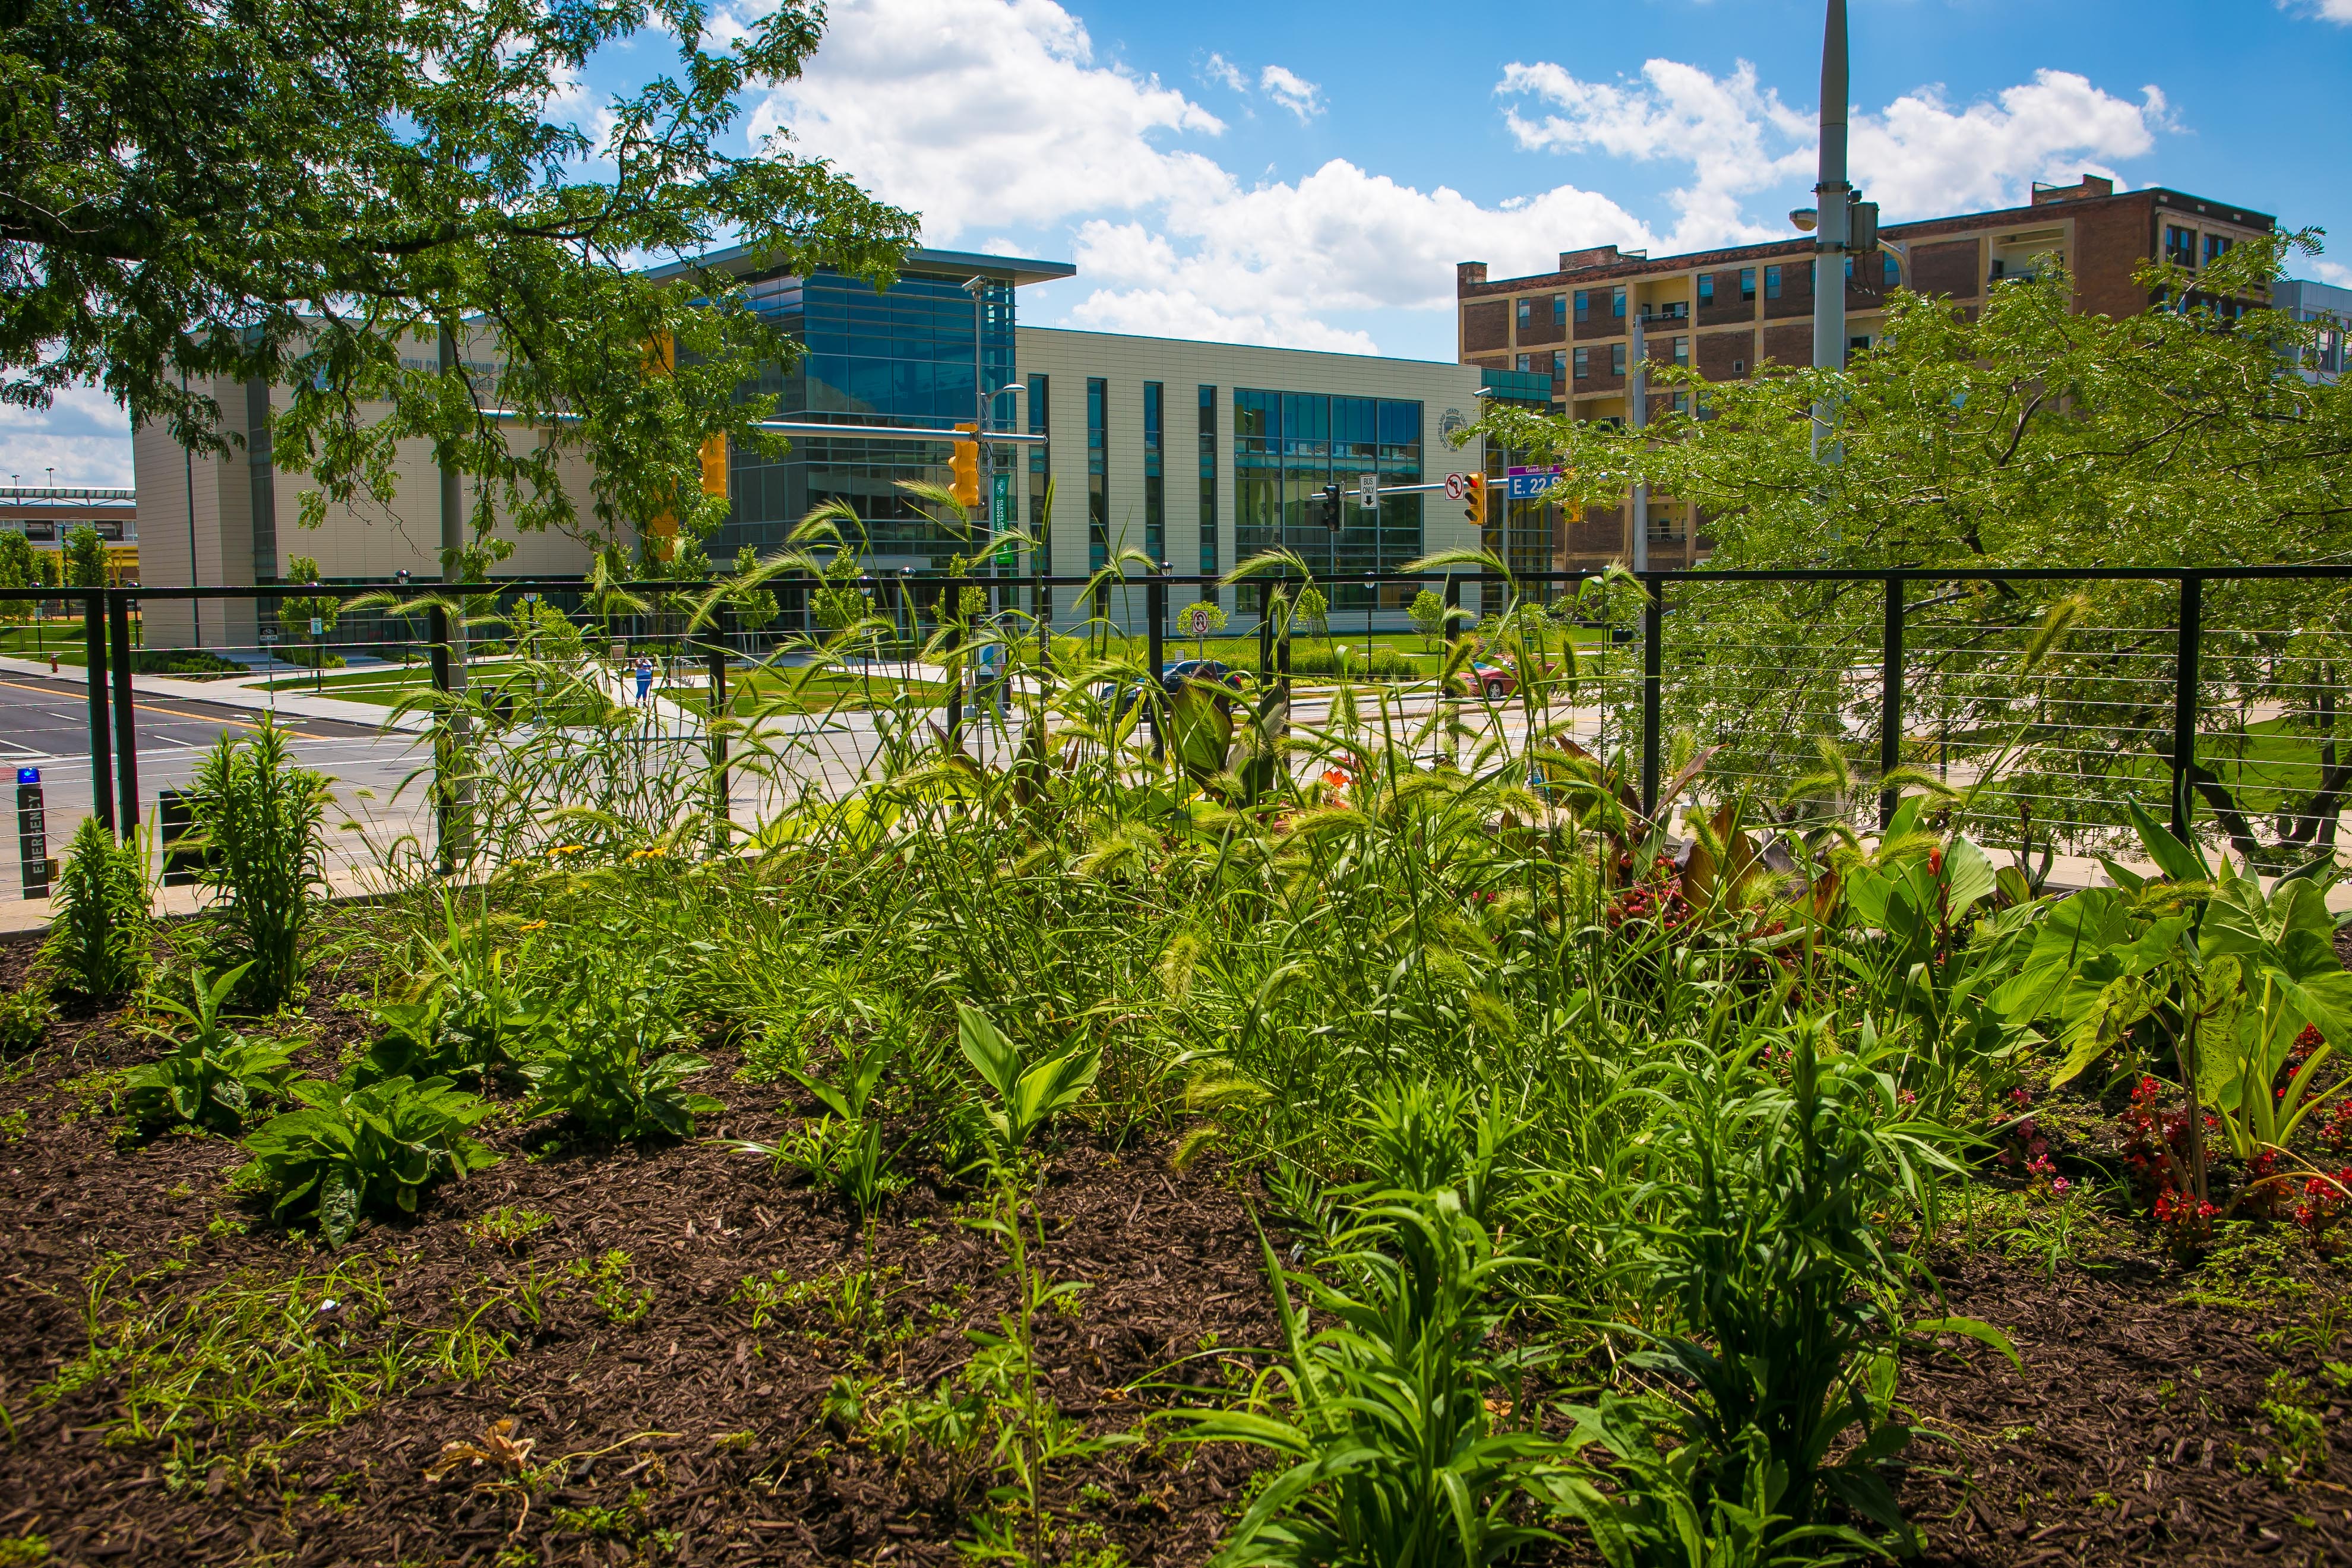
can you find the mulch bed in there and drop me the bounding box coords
[2,928,2350,1566]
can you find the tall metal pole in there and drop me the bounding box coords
[1628,312,1649,573]
[84,590,112,833]
[436,323,473,870]
[181,369,200,649]
[1812,0,1851,458]
[109,592,138,834]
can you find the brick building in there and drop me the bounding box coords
[1456,175,2277,569]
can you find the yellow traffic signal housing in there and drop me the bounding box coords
[950,423,981,510]
[1462,472,1486,527]
[700,434,729,497]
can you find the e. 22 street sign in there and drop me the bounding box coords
[1504,465,1563,500]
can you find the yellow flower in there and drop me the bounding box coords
[549,844,583,857]
[628,846,668,861]
[517,920,547,932]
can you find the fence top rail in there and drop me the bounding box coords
[7,562,2352,604]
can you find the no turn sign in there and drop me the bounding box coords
[1185,603,1215,637]
[1443,473,1466,501]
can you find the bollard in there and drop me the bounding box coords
[17,768,50,899]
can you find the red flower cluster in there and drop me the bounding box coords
[1607,859,1692,932]
[2119,1075,2218,1246]
[1927,846,1945,877]
[2294,1170,2352,1248]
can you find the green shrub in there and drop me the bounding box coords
[191,716,327,1010]
[1283,644,1420,682]
[1173,1187,1558,1566]
[39,815,150,1005]
[121,963,299,1134]
[132,649,244,675]
[352,906,542,1085]
[238,1074,499,1245]
[0,984,52,1055]
[522,969,720,1140]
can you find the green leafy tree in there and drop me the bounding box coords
[34,548,61,590]
[2,0,918,568]
[729,546,780,653]
[1181,596,1228,656]
[0,530,33,622]
[62,524,109,588]
[1293,584,1330,645]
[280,554,340,671]
[1408,587,1447,651]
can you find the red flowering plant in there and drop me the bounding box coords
[2118,1074,2220,1253]
[1990,1085,2069,1197]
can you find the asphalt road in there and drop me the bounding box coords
[0,672,431,865]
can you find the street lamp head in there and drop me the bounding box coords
[1790,208,1820,233]
[961,276,988,295]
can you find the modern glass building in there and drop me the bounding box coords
[649,245,1075,567]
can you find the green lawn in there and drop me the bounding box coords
[679,669,951,714]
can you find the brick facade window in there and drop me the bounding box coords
[1740,268,1757,302]
[1699,274,1715,305]
[1574,290,1589,322]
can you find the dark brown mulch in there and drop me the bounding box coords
[7,924,2352,1567]
[0,934,1281,1567]
[1900,1247,2352,1568]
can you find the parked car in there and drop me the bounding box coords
[1107,659,1248,717]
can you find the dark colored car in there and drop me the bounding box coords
[1108,659,1247,716]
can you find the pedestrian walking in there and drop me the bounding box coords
[633,655,654,705]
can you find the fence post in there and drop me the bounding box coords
[706,604,731,847]
[1146,573,1166,760]
[428,604,459,874]
[108,590,138,836]
[1443,575,1463,767]
[943,578,965,746]
[84,590,112,833]
[1879,574,1904,830]
[2171,573,2204,843]
[1258,595,1274,682]
[1640,575,1663,821]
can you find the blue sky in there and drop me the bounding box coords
[9,0,2348,486]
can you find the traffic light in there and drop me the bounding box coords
[949,422,980,510]
[1462,472,1486,527]
[699,434,728,497]
[1317,482,1342,532]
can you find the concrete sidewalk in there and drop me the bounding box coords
[0,656,427,734]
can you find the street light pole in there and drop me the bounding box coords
[1812,0,1851,414]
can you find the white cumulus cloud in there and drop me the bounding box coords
[1259,64,1323,122]
[2282,0,2352,21]
[0,384,140,489]
[1200,52,1246,93]
[1501,58,2170,248]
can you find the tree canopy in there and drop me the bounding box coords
[1,0,918,567]
[1479,233,2351,571]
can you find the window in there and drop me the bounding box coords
[1572,347,1589,380]
[1610,343,1627,376]
[1573,290,1590,323]
[1197,385,1218,584]
[2205,233,2234,265]
[1698,274,1715,305]
[1028,374,1049,555]
[1740,268,1756,302]
[1885,253,1901,287]
[1516,298,1532,333]
[1764,266,1782,300]
[1086,377,1107,571]
[1672,393,1688,415]
[1673,336,1689,366]
[1515,353,1532,372]
[1611,286,1627,318]
[1551,294,1567,326]
[1849,336,1871,353]
[1732,358,1746,376]
[2166,225,2198,266]
[1143,381,1164,566]
[1552,349,1566,382]
[1231,388,1423,589]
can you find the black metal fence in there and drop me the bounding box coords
[5,562,2350,899]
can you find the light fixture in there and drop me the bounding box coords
[1790,208,1819,233]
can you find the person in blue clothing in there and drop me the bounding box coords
[973,626,1007,725]
[633,655,654,705]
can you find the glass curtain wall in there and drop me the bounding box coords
[1233,390,1422,612]
[1086,378,1108,571]
[1197,385,1218,603]
[1028,374,1049,590]
[1143,382,1164,567]
[718,269,1014,564]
